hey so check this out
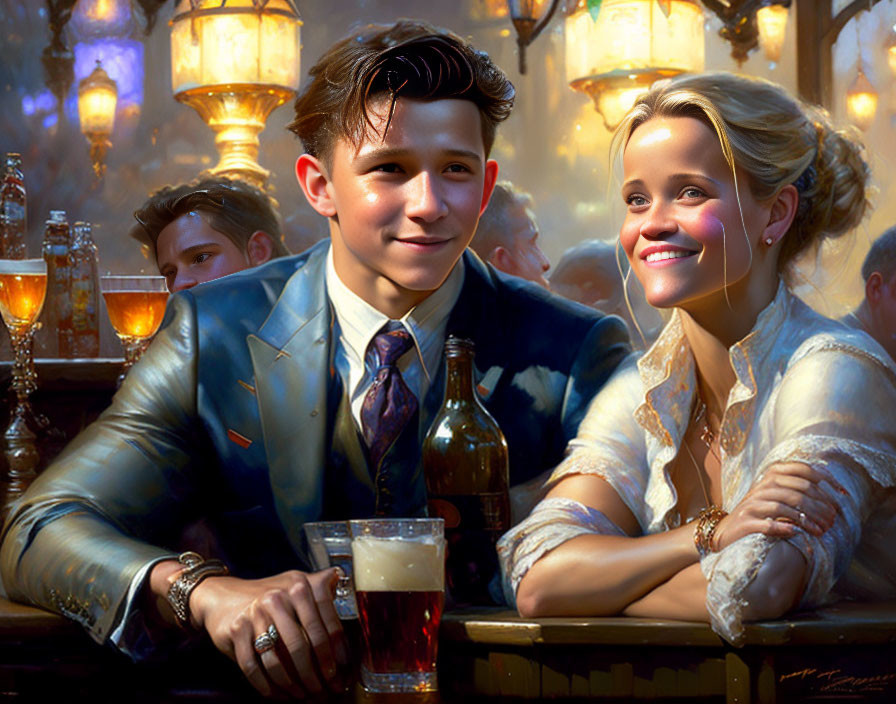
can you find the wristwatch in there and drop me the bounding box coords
[165,551,229,628]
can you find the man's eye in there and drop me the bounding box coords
[193,252,211,264]
[373,163,402,173]
[445,163,471,173]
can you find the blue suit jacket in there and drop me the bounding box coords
[0,241,629,646]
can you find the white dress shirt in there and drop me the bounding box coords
[325,244,465,431]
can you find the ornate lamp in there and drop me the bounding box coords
[77,60,118,180]
[508,0,560,73]
[755,2,789,63]
[170,0,302,188]
[565,0,704,131]
[846,67,878,131]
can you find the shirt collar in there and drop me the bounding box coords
[325,244,465,381]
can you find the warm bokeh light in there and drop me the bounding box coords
[886,29,896,77]
[756,3,789,63]
[846,69,878,131]
[565,0,704,130]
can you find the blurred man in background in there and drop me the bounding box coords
[470,181,550,288]
[842,225,896,361]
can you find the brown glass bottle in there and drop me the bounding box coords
[70,221,100,357]
[41,210,74,357]
[423,336,510,606]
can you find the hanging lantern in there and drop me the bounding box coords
[77,60,118,180]
[755,2,789,63]
[566,0,704,131]
[846,68,878,131]
[70,0,134,40]
[170,0,302,187]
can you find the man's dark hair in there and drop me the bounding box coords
[862,225,896,282]
[130,177,290,259]
[287,19,515,163]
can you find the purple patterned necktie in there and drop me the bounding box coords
[360,324,418,469]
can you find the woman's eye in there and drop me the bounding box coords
[682,187,705,199]
[626,194,648,207]
[193,252,211,265]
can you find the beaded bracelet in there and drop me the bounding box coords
[694,506,728,558]
[165,551,229,629]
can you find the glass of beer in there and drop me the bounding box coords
[100,275,168,385]
[349,518,445,694]
[0,259,48,488]
[303,521,358,620]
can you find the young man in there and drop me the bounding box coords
[130,177,290,292]
[470,181,551,288]
[1,21,629,699]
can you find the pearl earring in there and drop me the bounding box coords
[765,237,774,245]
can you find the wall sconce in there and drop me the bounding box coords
[170,0,302,188]
[846,67,878,131]
[77,59,118,180]
[565,0,704,130]
[755,2,789,63]
[508,0,561,73]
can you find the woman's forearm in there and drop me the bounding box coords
[515,522,699,617]
[622,563,708,621]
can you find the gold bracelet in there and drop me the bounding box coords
[694,506,727,558]
[165,551,229,629]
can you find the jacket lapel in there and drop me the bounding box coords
[247,244,331,555]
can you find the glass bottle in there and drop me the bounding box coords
[41,210,74,358]
[70,221,100,357]
[0,153,27,259]
[423,336,511,606]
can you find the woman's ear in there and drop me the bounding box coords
[295,154,336,218]
[762,184,799,246]
[246,231,276,266]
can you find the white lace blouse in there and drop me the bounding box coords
[498,283,896,644]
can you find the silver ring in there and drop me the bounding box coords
[253,624,280,654]
[798,511,807,525]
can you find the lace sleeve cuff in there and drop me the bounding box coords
[497,497,625,607]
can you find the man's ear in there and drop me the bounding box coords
[479,159,500,216]
[246,230,276,266]
[762,183,799,247]
[488,245,517,276]
[295,154,336,218]
[866,271,884,306]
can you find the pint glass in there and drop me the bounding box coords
[349,518,445,693]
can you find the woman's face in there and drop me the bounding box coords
[619,116,771,312]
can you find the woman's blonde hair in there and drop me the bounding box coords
[610,71,872,276]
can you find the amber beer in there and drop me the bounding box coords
[0,272,47,329]
[423,336,510,606]
[350,519,445,693]
[102,290,168,339]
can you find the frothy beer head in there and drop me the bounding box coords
[352,537,444,592]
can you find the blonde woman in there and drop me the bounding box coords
[499,72,896,644]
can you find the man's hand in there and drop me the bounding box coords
[188,568,349,699]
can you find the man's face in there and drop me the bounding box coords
[870,271,896,361]
[304,97,498,316]
[502,202,550,288]
[156,212,250,292]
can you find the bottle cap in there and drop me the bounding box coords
[444,336,475,355]
[48,210,67,223]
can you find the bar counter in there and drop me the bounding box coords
[1,596,894,702]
